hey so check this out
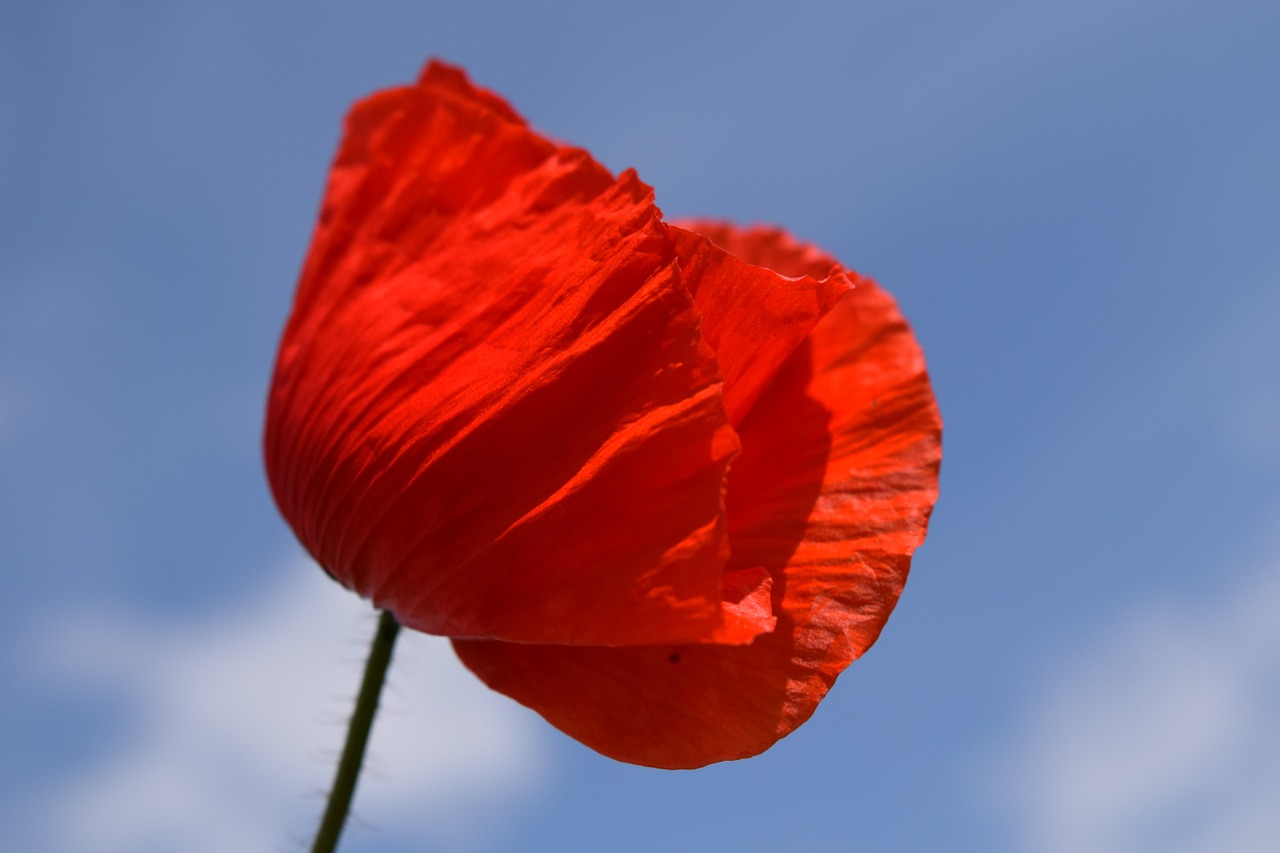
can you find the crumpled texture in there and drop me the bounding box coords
[265,59,942,769]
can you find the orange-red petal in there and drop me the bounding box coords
[453,226,941,768]
[265,63,775,646]
[668,223,852,424]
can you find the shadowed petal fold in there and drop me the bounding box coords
[669,223,853,424]
[453,225,941,768]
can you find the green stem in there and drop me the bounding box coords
[312,609,401,853]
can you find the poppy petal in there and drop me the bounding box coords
[265,63,774,647]
[453,227,940,768]
[668,223,853,424]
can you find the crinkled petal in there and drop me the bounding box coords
[668,222,852,424]
[265,63,775,647]
[453,226,940,768]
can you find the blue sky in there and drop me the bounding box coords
[2,2,1278,851]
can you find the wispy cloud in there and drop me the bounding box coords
[976,510,1280,853]
[19,559,548,853]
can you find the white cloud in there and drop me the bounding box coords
[19,559,548,853]
[978,511,1280,853]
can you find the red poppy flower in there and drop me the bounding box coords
[265,60,941,769]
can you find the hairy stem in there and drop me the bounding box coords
[312,609,400,853]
